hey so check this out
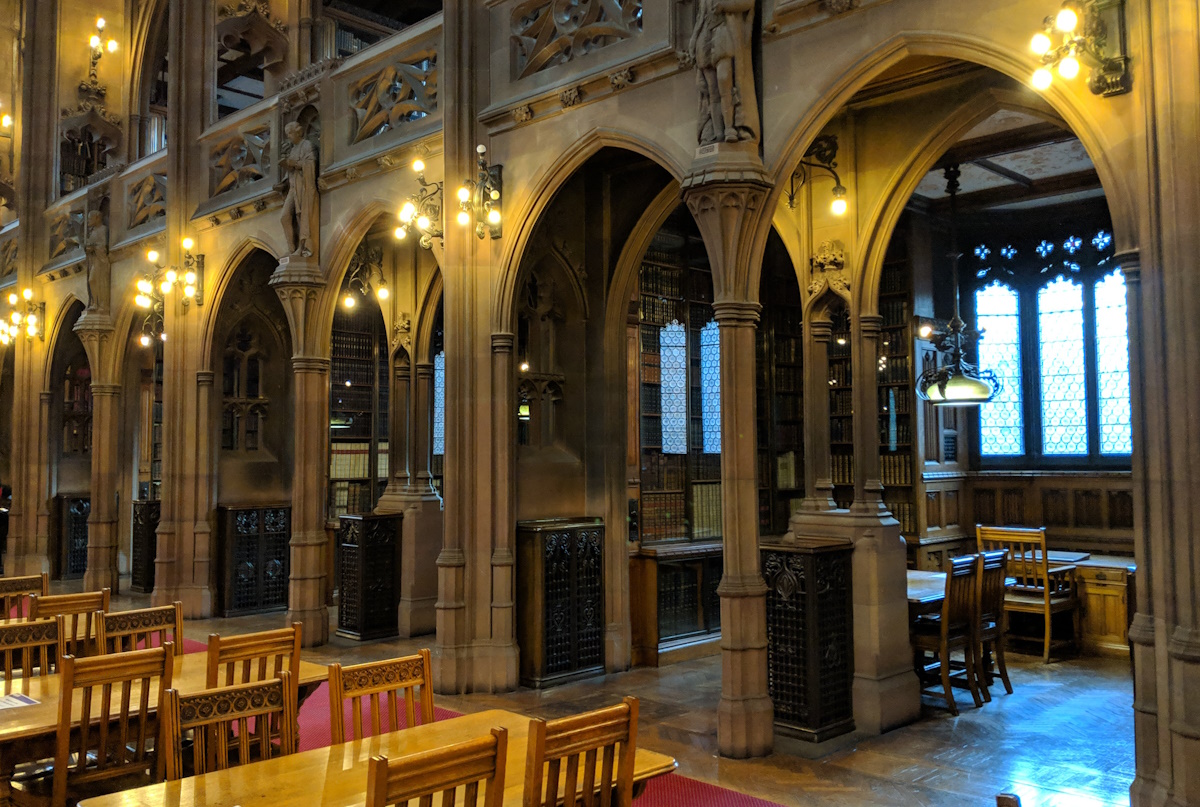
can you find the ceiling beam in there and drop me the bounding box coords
[973,158,1034,187]
[938,122,1078,167]
[932,169,1102,212]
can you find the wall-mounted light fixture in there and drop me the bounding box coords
[1030,1,1129,96]
[1,287,44,343]
[456,144,502,239]
[785,135,849,216]
[133,236,204,346]
[395,158,444,250]
[341,252,389,309]
[88,18,118,82]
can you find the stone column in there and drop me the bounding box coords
[683,167,774,759]
[413,362,435,492]
[488,333,517,683]
[272,265,331,647]
[851,314,886,514]
[801,320,837,511]
[75,317,121,592]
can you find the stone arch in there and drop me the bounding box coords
[126,0,170,157]
[197,237,280,368]
[757,31,1138,305]
[493,128,686,334]
[41,295,88,388]
[414,267,443,365]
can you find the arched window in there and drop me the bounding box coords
[1038,276,1087,455]
[1095,269,1132,455]
[699,320,721,454]
[660,320,687,455]
[221,325,269,452]
[976,281,1023,456]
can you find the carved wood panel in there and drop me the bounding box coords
[925,491,941,530]
[1043,489,1069,527]
[1001,489,1024,525]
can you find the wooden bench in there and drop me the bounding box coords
[976,525,1080,663]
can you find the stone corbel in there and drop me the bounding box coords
[683,181,770,301]
[269,258,324,356]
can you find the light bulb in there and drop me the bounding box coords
[376,285,389,300]
[135,294,150,309]
[487,208,501,225]
[343,294,356,309]
[1031,32,1052,55]
[476,144,487,155]
[1,115,10,128]
[160,332,167,342]
[26,313,35,325]
[147,249,159,263]
[160,281,172,294]
[139,334,151,347]
[519,361,530,372]
[399,202,415,223]
[416,215,431,230]
[836,337,847,346]
[457,186,470,202]
[107,39,117,53]
[457,210,471,226]
[1058,55,1080,79]
[412,159,425,173]
[21,288,31,301]
[184,271,196,285]
[184,285,196,298]
[95,17,105,30]
[6,293,15,305]
[345,380,352,387]
[0,334,8,345]
[9,312,18,325]
[166,269,177,283]
[831,197,848,216]
[919,325,933,338]
[490,189,500,201]
[181,236,194,251]
[26,323,36,337]
[1055,7,1078,32]
[89,34,101,49]
[394,226,406,240]
[1032,67,1053,90]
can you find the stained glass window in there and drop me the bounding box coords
[1095,270,1132,454]
[433,350,445,456]
[700,320,721,454]
[1038,276,1088,455]
[660,321,688,454]
[976,281,1024,456]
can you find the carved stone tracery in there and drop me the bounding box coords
[809,239,849,296]
[128,172,167,228]
[511,0,644,79]
[211,125,272,197]
[348,53,439,145]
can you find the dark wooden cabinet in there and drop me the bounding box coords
[217,505,290,616]
[517,518,604,688]
[761,540,854,743]
[56,495,90,580]
[630,541,722,666]
[130,500,160,593]
[336,513,401,641]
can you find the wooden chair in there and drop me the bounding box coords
[976,549,1014,701]
[0,573,48,618]
[523,696,639,807]
[161,671,297,781]
[205,623,301,694]
[10,645,173,807]
[366,727,507,807]
[29,589,110,659]
[0,618,59,678]
[977,525,1080,663]
[328,649,435,744]
[911,554,982,716]
[97,603,184,656]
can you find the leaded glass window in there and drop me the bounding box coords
[1095,270,1132,454]
[976,281,1023,456]
[1038,276,1088,455]
[660,321,688,454]
[700,320,721,454]
[433,350,445,456]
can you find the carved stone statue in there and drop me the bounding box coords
[84,209,111,313]
[278,121,318,258]
[689,0,760,146]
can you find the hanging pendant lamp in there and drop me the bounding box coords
[915,165,1002,407]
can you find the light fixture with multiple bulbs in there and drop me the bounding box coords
[340,252,389,310]
[88,18,118,81]
[456,145,503,239]
[1029,1,1130,96]
[395,158,444,250]
[134,236,204,346]
[0,287,44,343]
[785,135,849,216]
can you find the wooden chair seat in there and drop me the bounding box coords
[1004,590,1078,610]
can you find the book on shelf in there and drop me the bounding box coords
[776,450,797,490]
[691,481,722,539]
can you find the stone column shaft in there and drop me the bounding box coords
[83,383,121,592]
[488,333,518,688]
[802,321,836,511]
[852,314,886,514]
[287,356,331,645]
[413,362,434,490]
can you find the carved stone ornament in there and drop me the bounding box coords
[809,239,849,296]
[348,53,439,145]
[609,67,635,90]
[49,208,85,259]
[511,0,644,80]
[253,198,268,212]
[392,312,412,352]
[127,172,167,228]
[211,125,271,196]
[278,120,319,258]
[688,0,761,146]
[821,0,859,12]
[279,56,344,94]
[512,105,534,124]
[229,206,245,220]
[560,86,582,107]
[209,215,222,227]
[218,0,288,32]
[0,239,17,278]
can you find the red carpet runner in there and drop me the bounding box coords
[183,639,784,807]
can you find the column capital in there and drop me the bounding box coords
[1115,248,1140,282]
[89,383,121,397]
[860,314,884,336]
[292,356,330,374]
[196,370,215,387]
[683,179,772,302]
[39,390,53,404]
[712,300,761,326]
[810,320,833,341]
[491,332,515,353]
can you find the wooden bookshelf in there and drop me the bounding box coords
[829,307,854,509]
[879,232,916,535]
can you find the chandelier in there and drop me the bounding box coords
[915,165,1001,407]
[1029,1,1130,96]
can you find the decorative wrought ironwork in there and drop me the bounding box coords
[130,500,161,593]
[336,514,400,641]
[219,505,290,616]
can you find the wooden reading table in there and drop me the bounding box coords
[77,708,678,807]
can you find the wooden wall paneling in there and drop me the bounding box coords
[925,491,941,530]
[1109,490,1133,529]
[1074,489,1103,529]
[1001,488,1024,525]
[975,488,996,525]
[1043,488,1069,527]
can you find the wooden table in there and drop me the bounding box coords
[77,708,678,807]
[0,653,329,802]
[906,570,947,607]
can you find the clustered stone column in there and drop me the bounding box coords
[801,319,836,511]
[851,314,886,514]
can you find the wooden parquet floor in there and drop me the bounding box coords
[102,585,1135,807]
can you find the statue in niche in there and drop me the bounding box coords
[278,121,318,258]
[688,0,760,146]
[83,209,111,313]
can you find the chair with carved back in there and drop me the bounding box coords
[205,623,301,693]
[0,618,59,678]
[365,727,507,807]
[911,554,982,716]
[29,589,110,660]
[328,649,435,744]
[976,524,1080,663]
[523,696,639,807]
[0,573,48,619]
[97,603,184,656]
[976,549,1014,700]
[161,671,297,781]
[9,644,174,807]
